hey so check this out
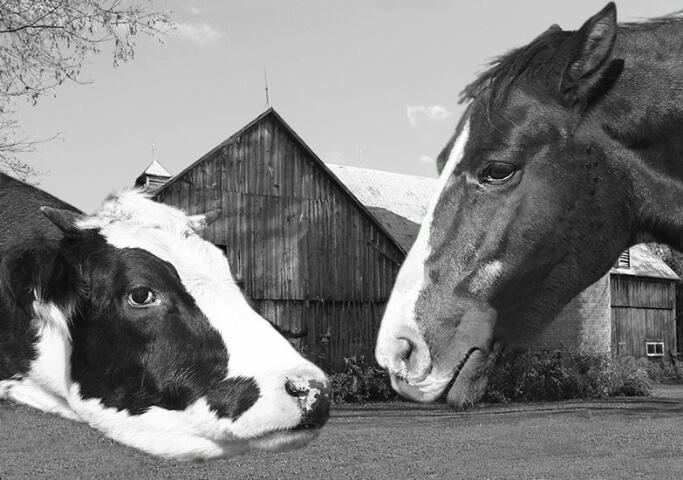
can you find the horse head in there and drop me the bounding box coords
[376,3,658,408]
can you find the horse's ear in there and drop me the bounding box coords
[561,2,617,105]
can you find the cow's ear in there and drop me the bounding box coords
[41,207,85,237]
[560,2,617,106]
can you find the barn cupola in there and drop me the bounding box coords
[135,159,172,194]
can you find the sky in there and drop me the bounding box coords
[14,0,683,212]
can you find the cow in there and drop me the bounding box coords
[0,173,331,460]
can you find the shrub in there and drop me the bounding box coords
[329,356,397,404]
[484,350,652,403]
[637,357,683,384]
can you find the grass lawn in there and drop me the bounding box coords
[2,385,683,480]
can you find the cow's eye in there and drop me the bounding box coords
[480,162,517,184]
[127,287,157,307]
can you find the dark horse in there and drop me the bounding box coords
[376,3,683,408]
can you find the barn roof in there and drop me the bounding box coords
[325,165,679,282]
[611,244,679,281]
[153,108,407,256]
[326,164,437,252]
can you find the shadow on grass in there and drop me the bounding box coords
[332,389,683,419]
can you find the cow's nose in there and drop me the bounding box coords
[285,375,331,430]
[376,328,432,384]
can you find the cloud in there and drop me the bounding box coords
[419,155,435,164]
[186,6,203,14]
[175,22,227,45]
[406,105,452,126]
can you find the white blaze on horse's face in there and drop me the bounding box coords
[376,119,499,406]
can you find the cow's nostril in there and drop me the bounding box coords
[285,378,309,398]
[286,376,332,430]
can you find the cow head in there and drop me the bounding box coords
[5,191,331,460]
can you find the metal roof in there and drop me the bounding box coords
[611,244,679,280]
[326,164,436,252]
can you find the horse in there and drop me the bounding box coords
[375,2,683,408]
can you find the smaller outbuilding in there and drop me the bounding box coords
[135,159,172,194]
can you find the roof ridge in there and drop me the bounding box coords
[325,163,438,183]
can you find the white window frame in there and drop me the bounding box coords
[646,341,664,357]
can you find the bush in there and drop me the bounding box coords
[329,356,397,404]
[637,357,683,384]
[484,350,652,404]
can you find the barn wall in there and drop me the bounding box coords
[252,299,386,367]
[154,113,403,370]
[611,275,676,358]
[534,274,612,353]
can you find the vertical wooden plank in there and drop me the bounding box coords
[285,134,294,198]
[239,192,249,296]
[332,196,340,300]
[293,144,301,199]
[289,199,298,300]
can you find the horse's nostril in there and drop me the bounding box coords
[384,335,431,384]
[400,338,415,364]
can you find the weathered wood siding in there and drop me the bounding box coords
[611,275,677,358]
[154,111,403,369]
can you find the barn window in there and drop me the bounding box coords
[645,341,664,357]
[614,249,630,269]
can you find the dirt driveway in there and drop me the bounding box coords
[2,385,683,479]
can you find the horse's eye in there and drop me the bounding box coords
[480,162,517,184]
[127,287,157,307]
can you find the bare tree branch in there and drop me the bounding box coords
[0,0,172,179]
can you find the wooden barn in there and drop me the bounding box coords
[142,108,405,370]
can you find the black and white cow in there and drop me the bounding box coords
[0,173,330,460]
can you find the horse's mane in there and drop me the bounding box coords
[459,28,572,113]
[461,11,683,113]
[620,11,683,30]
